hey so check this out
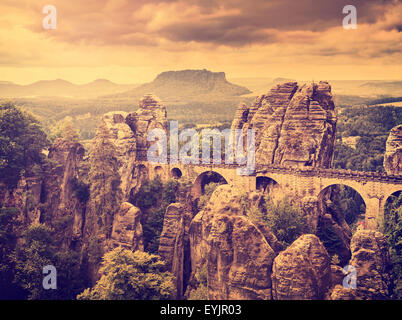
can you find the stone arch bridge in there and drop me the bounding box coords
[139,160,402,230]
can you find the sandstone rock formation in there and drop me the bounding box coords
[43,138,87,247]
[188,185,279,299]
[329,284,357,300]
[83,95,168,206]
[0,138,86,239]
[158,203,193,298]
[271,234,331,300]
[100,111,137,199]
[207,214,276,299]
[109,202,143,252]
[80,95,169,280]
[330,265,345,288]
[126,94,168,161]
[232,81,337,168]
[0,176,43,234]
[349,230,392,299]
[384,124,402,175]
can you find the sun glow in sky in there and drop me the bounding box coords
[1,0,401,84]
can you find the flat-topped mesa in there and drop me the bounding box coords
[126,94,168,160]
[154,69,227,84]
[232,81,337,168]
[384,125,402,175]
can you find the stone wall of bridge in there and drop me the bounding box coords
[140,161,402,230]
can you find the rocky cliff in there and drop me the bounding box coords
[272,234,331,300]
[99,111,137,199]
[158,203,189,298]
[384,124,402,175]
[126,94,168,162]
[81,95,168,279]
[232,81,337,167]
[330,230,392,300]
[349,230,392,299]
[109,202,143,251]
[2,84,397,300]
[44,138,87,247]
[188,185,279,300]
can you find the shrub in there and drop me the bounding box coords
[77,248,175,300]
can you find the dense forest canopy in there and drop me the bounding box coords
[0,103,49,189]
[334,105,402,172]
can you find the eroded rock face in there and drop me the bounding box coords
[92,96,168,201]
[208,214,276,300]
[44,138,86,247]
[349,230,392,299]
[232,81,336,167]
[317,186,352,266]
[0,138,87,247]
[384,125,402,175]
[188,185,278,300]
[0,177,43,234]
[158,203,187,298]
[109,202,143,252]
[100,111,137,199]
[329,284,357,300]
[271,234,331,300]
[126,94,168,161]
[47,138,86,210]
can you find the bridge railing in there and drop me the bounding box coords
[145,157,402,184]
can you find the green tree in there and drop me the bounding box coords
[0,206,22,299]
[334,105,402,172]
[249,196,309,248]
[162,179,179,204]
[11,223,85,300]
[48,117,80,143]
[77,247,175,300]
[197,182,220,211]
[383,193,402,299]
[133,175,163,209]
[0,103,49,188]
[132,177,178,253]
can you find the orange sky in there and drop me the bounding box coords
[0,0,401,84]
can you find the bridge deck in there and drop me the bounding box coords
[150,159,402,184]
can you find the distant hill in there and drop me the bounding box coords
[359,81,402,96]
[0,79,139,98]
[107,69,251,101]
[272,77,296,84]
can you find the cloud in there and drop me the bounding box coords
[9,0,399,47]
[0,0,401,83]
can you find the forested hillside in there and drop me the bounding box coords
[334,105,402,172]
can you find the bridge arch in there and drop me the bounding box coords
[256,175,283,199]
[192,170,228,198]
[318,183,366,228]
[384,189,402,207]
[384,190,401,216]
[171,167,183,179]
[154,165,164,177]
